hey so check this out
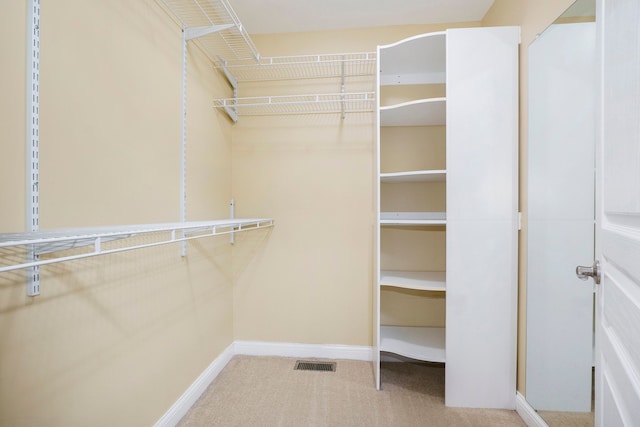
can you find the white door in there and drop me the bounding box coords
[595,0,640,424]
[527,21,596,412]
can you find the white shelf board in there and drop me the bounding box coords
[380,170,446,183]
[380,212,446,226]
[380,270,446,291]
[380,98,446,127]
[380,326,446,363]
[0,218,274,273]
[379,32,446,86]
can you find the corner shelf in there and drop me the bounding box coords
[380,170,446,183]
[380,326,446,363]
[380,212,446,226]
[380,270,446,291]
[380,98,446,127]
[379,32,446,86]
[0,218,274,274]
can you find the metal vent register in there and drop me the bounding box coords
[294,360,336,372]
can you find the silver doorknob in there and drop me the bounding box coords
[576,260,601,285]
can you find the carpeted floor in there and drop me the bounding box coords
[178,355,526,426]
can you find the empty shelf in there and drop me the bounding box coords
[380,326,446,363]
[379,32,446,86]
[380,170,446,183]
[380,212,446,225]
[380,98,446,127]
[380,271,446,291]
[0,218,274,273]
[161,0,259,61]
[216,52,376,81]
[214,93,376,118]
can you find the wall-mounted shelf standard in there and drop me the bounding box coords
[0,219,274,274]
[215,52,376,82]
[214,92,376,119]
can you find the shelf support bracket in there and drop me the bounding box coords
[230,199,235,244]
[215,58,239,122]
[184,24,235,41]
[26,0,41,296]
[340,54,346,120]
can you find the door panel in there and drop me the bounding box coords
[526,21,596,412]
[597,0,640,424]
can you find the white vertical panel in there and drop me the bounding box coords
[526,22,596,412]
[374,45,381,390]
[445,26,520,409]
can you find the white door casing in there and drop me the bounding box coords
[596,0,640,425]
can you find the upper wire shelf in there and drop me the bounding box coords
[216,52,377,81]
[160,1,378,119]
[214,92,376,118]
[161,0,260,61]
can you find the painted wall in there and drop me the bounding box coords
[0,0,578,424]
[0,1,239,425]
[482,0,577,393]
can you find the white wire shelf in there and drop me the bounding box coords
[215,52,377,81]
[161,0,259,61]
[0,218,274,273]
[214,92,376,118]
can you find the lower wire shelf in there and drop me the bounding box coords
[0,218,274,273]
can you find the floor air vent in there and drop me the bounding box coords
[294,360,336,372]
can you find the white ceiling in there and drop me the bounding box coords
[229,0,497,34]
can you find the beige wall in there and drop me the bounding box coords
[482,0,577,394]
[0,1,236,426]
[0,0,580,424]
[231,23,477,346]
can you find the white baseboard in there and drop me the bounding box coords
[234,340,373,361]
[515,392,549,427]
[153,344,235,427]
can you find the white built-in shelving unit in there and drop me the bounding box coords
[376,32,448,375]
[160,0,376,120]
[375,27,520,409]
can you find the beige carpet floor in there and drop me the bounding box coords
[178,356,526,427]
